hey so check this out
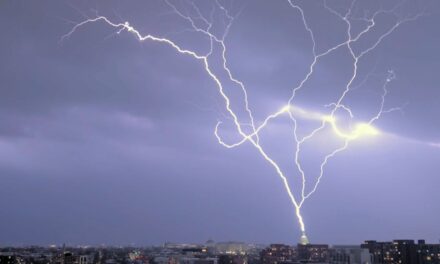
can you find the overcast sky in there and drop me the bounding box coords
[1,0,439,246]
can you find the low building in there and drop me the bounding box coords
[260,244,296,264]
[297,243,329,263]
[329,245,372,264]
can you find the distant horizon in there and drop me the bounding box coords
[2,237,440,248]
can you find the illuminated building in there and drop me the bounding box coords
[361,240,393,263]
[214,242,249,255]
[260,244,296,264]
[0,253,18,264]
[361,239,440,264]
[300,234,309,246]
[392,240,418,264]
[297,243,329,263]
[416,240,440,264]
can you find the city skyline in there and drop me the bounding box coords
[0,0,439,246]
[2,238,440,264]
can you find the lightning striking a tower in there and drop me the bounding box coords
[62,0,425,243]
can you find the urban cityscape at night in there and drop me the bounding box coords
[2,239,440,264]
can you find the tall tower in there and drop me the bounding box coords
[300,232,309,245]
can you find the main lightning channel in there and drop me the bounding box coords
[63,0,423,243]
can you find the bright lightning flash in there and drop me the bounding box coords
[330,119,380,140]
[282,104,380,140]
[62,0,423,242]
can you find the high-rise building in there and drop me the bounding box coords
[361,240,393,263]
[361,239,440,264]
[416,240,440,264]
[392,240,418,264]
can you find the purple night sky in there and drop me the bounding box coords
[0,0,439,246]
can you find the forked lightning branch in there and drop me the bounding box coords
[62,0,423,244]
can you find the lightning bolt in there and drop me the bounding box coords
[62,0,425,242]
